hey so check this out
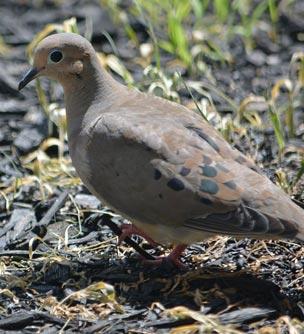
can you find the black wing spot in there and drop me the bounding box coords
[188,126,220,152]
[203,155,212,165]
[180,167,191,176]
[167,178,185,191]
[235,155,260,173]
[223,180,237,190]
[200,197,213,205]
[154,169,162,180]
[201,165,217,177]
[235,155,247,164]
[200,179,219,194]
[216,163,229,173]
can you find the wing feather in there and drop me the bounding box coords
[93,99,299,240]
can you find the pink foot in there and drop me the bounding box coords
[118,223,158,247]
[144,244,187,269]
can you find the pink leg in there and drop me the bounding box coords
[144,244,188,269]
[118,223,158,246]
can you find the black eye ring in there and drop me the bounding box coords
[49,50,63,63]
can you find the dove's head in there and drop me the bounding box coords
[18,33,96,90]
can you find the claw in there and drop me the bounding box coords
[143,244,187,269]
[118,223,158,246]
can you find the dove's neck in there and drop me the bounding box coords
[63,54,124,140]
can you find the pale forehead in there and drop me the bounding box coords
[35,33,93,54]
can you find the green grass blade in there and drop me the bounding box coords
[214,0,229,22]
[268,104,285,154]
[268,0,279,24]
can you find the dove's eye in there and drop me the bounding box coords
[49,50,63,63]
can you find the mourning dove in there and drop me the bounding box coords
[19,33,303,266]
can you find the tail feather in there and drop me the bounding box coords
[185,204,300,239]
[266,215,299,239]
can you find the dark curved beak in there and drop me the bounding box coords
[18,67,40,90]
